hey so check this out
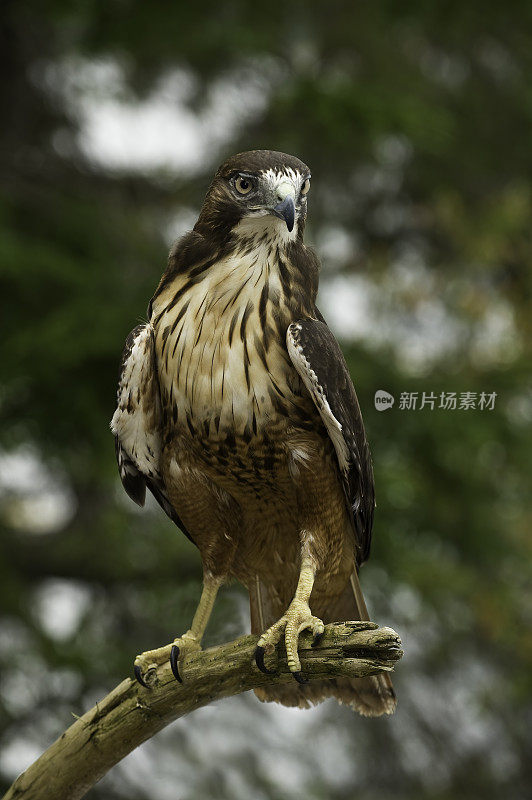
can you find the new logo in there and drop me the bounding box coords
[374,390,395,411]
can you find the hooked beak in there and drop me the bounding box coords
[272,195,295,232]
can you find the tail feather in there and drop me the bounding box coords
[249,571,397,717]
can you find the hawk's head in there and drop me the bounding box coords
[195,150,311,244]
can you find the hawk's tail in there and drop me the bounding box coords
[249,571,397,717]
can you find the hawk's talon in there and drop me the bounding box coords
[134,663,149,688]
[257,601,324,677]
[255,645,276,675]
[311,630,325,648]
[293,671,309,685]
[170,645,183,683]
[133,633,200,687]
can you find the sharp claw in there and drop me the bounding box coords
[134,663,149,688]
[254,645,276,675]
[170,645,183,683]
[293,671,309,685]
[311,630,325,648]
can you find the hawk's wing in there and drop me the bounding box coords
[286,315,375,565]
[110,323,186,533]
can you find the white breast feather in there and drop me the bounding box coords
[157,226,292,433]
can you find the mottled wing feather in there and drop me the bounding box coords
[286,315,375,564]
[115,435,146,506]
[110,324,189,535]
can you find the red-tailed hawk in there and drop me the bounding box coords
[111,150,396,715]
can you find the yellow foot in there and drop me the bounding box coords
[134,631,201,687]
[255,600,324,683]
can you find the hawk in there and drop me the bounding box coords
[111,150,396,716]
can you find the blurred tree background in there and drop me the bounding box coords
[1,1,531,798]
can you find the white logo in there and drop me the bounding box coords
[374,390,395,411]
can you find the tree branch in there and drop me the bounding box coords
[3,622,402,800]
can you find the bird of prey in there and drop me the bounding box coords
[111,150,396,715]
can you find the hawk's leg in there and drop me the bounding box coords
[255,556,324,683]
[134,573,222,687]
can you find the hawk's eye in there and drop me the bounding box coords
[301,178,311,197]
[234,175,254,195]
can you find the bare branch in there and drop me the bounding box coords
[3,622,402,800]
